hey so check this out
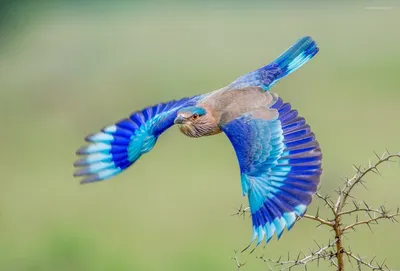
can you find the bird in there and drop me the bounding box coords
[74,36,322,245]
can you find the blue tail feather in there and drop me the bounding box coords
[228,36,319,90]
[272,36,318,79]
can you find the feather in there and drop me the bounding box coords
[73,35,321,246]
[74,96,200,184]
[222,98,322,244]
[227,36,319,90]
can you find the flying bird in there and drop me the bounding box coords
[74,36,322,244]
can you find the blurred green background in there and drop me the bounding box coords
[1,1,399,270]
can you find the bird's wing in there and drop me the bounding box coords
[221,97,322,244]
[74,96,200,184]
[227,36,318,91]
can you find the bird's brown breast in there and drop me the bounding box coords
[200,86,277,125]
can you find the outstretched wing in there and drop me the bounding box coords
[227,36,319,91]
[221,97,322,244]
[74,96,200,184]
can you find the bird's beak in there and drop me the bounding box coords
[174,115,184,124]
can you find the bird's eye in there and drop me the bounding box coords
[191,114,199,120]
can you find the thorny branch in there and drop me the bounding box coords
[303,213,334,227]
[336,151,400,214]
[343,250,394,271]
[231,250,246,271]
[232,204,250,219]
[258,239,338,270]
[231,151,400,271]
[343,205,400,232]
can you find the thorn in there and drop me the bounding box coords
[358,179,368,190]
[366,223,374,233]
[363,201,370,210]
[353,164,362,173]
[370,167,379,175]
[381,151,387,160]
[342,190,355,200]
[241,242,252,253]
[351,200,359,211]
[375,167,382,177]
[313,239,321,249]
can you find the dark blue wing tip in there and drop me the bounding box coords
[84,134,95,142]
[287,221,295,231]
[309,46,319,59]
[299,36,319,53]
[79,175,102,184]
[76,146,87,155]
[73,158,87,167]
[73,169,87,177]
[276,230,284,240]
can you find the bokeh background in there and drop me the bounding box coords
[1,1,399,270]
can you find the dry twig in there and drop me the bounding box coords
[232,151,400,270]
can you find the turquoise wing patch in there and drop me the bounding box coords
[74,96,199,183]
[222,99,322,244]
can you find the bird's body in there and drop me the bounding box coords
[74,36,322,244]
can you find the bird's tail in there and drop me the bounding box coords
[228,36,319,90]
[270,36,319,82]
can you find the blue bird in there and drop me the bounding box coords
[74,36,322,244]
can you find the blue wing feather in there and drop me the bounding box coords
[222,97,322,244]
[74,96,200,183]
[228,36,319,91]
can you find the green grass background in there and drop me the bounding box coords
[0,1,399,270]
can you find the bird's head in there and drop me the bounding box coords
[174,106,206,124]
[174,106,218,137]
